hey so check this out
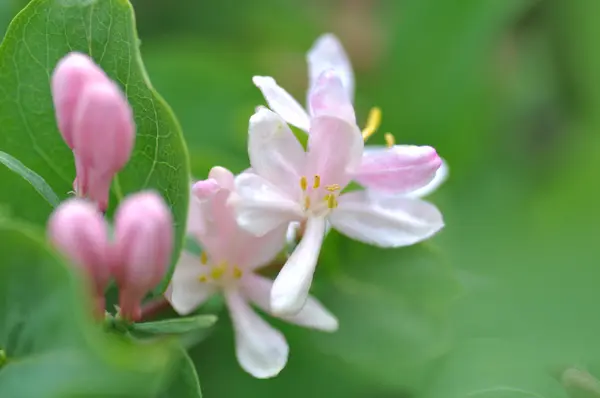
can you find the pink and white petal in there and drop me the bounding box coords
[186,192,206,236]
[225,290,289,379]
[270,217,326,316]
[329,191,444,247]
[252,76,311,132]
[167,251,217,315]
[307,70,355,124]
[307,33,354,101]
[404,158,449,198]
[248,108,307,192]
[306,115,363,188]
[242,273,338,332]
[353,145,442,194]
[239,225,288,270]
[209,166,235,191]
[231,173,304,236]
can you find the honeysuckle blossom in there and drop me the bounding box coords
[166,166,338,379]
[232,72,444,316]
[52,52,135,211]
[253,33,448,198]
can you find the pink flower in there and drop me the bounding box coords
[113,192,173,321]
[232,74,444,317]
[52,52,135,211]
[166,166,338,379]
[48,199,111,317]
[253,33,448,197]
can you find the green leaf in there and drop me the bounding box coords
[0,151,60,208]
[308,233,461,391]
[158,346,202,398]
[0,0,191,291]
[132,315,217,335]
[0,220,178,397]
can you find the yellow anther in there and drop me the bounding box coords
[325,184,341,192]
[233,267,243,279]
[200,252,208,265]
[384,133,395,148]
[313,175,321,189]
[325,194,338,209]
[304,196,311,210]
[211,266,225,280]
[300,176,308,191]
[361,107,382,141]
[198,275,208,283]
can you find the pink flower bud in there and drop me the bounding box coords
[192,179,220,199]
[48,199,110,318]
[113,192,173,321]
[72,81,135,211]
[52,53,108,149]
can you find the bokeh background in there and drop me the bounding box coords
[6,0,600,397]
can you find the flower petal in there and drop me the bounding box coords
[306,115,363,188]
[307,33,354,101]
[270,217,326,316]
[253,76,310,132]
[404,158,449,198]
[226,290,289,379]
[329,191,444,247]
[231,173,303,236]
[238,225,288,270]
[248,107,306,192]
[307,70,356,124]
[167,251,217,315]
[242,273,338,332]
[353,145,442,194]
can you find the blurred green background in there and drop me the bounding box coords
[6,0,600,396]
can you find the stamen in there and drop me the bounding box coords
[361,107,382,141]
[300,176,308,191]
[211,265,225,280]
[304,196,311,210]
[200,252,208,265]
[384,133,395,148]
[198,275,208,283]
[325,184,341,192]
[233,267,243,279]
[313,175,321,189]
[325,194,338,209]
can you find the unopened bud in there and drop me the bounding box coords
[71,81,135,210]
[113,192,173,321]
[48,199,110,317]
[51,52,107,149]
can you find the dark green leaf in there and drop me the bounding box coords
[0,0,191,292]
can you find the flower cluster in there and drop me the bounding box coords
[166,34,446,377]
[45,34,447,380]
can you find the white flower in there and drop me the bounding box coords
[166,166,338,379]
[253,33,448,198]
[232,71,444,316]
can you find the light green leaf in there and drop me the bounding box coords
[158,346,202,398]
[0,151,60,208]
[132,315,217,335]
[0,220,177,397]
[0,0,191,291]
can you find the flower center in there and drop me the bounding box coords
[299,175,341,216]
[197,252,243,285]
[361,107,395,148]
